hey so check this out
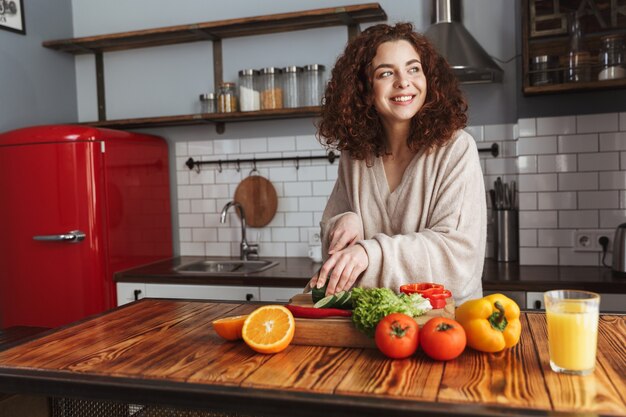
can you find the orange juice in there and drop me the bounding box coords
[546,302,598,372]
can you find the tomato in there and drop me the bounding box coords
[420,317,466,361]
[374,313,419,359]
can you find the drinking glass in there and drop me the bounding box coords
[544,290,600,376]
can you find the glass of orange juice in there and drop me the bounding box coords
[544,290,600,376]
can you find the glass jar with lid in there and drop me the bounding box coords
[598,34,626,81]
[238,69,260,111]
[199,93,216,113]
[562,51,592,83]
[218,82,238,113]
[282,66,302,108]
[259,67,283,110]
[302,64,325,107]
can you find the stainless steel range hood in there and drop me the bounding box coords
[424,0,503,84]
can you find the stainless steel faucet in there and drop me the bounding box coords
[220,201,258,260]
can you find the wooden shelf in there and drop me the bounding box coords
[523,78,626,95]
[43,3,386,132]
[521,0,626,96]
[42,4,386,54]
[81,107,321,130]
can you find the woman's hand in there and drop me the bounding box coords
[309,244,369,295]
[328,212,363,254]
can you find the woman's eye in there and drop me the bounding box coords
[409,66,420,74]
[378,70,392,78]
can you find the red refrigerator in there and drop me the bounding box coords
[0,125,173,328]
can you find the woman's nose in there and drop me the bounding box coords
[395,76,410,88]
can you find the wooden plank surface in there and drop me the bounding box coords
[526,313,626,416]
[289,293,454,349]
[0,299,624,417]
[438,314,551,410]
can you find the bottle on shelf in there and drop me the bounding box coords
[259,67,283,110]
[598,34,626,81]
[302,64,325,106]
[238,69,260,111]
[199,93,216,113]
[218,82,238,113]
[563,13,592,83]
[282,66,303,109]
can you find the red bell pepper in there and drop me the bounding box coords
[399,283,451,309]
[285,304,352,318]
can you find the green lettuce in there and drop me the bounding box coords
[351,287,432,337]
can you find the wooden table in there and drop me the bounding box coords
[0,299,623,417]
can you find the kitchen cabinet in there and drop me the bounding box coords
[526,291,625,313]
[42,4,386,132]
[259,287,302,303]
[116,283,303,305]
[116,283,146,306]
[522,0,626,95]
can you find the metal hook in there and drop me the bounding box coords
[194,163,201,174]
[236,159,241,172]
[295,156,300,170]
[217,160,223,173]
[249,159,258,176]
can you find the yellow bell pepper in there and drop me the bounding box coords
[455,293,521,353]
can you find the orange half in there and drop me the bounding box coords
[242,305,295,354]
[212,314,248,341]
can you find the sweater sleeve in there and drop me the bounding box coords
[357,133,486,305]
[319,156,361,262]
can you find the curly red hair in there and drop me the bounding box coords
[317,22,468,160]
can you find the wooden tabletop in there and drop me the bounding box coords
[0,299,624,417]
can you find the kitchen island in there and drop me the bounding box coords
[0,299,623,417]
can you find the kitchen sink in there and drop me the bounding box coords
[174,259,278,275]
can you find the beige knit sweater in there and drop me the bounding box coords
[320,130,486,305]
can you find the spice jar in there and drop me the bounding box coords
[199,93,216,113]
[530,55,560,86]
[562,51,592,83]
[218,82,238,113]
[259,67,283,110]
[282,66,302,108]
[302,64,325,106]
[238,69,260,111]
[598,34,626,81]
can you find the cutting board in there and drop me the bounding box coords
[289,293,455,349]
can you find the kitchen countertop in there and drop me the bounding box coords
[0,299,623,417]
[116,256,626,293]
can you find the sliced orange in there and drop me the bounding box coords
[212,314,248,341]
[242,305,295,354]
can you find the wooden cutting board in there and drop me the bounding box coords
[289,293,455,349]
[234,175,278,227]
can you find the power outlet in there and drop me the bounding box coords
[307,228,321,245]
[573,230,613,252]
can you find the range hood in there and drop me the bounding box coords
[424,0,503,84]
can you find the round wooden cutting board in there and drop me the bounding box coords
[234,175,278,227]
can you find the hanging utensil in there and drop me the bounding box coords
[234,169,278,227]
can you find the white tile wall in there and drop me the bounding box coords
[517,112,626,266]
[174,112,626,266]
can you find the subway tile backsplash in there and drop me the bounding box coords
[175,112,626,266]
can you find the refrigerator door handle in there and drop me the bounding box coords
[33,230,86,243]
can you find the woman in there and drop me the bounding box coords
[309,23,486,305]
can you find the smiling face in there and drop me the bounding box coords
[370,40,427,131]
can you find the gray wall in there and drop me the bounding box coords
[70,0,517,127]
[0,0,77,133]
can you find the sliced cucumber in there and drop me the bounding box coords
[313,290,353,310]
[314,293,339,309]
[338,291,352,309]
